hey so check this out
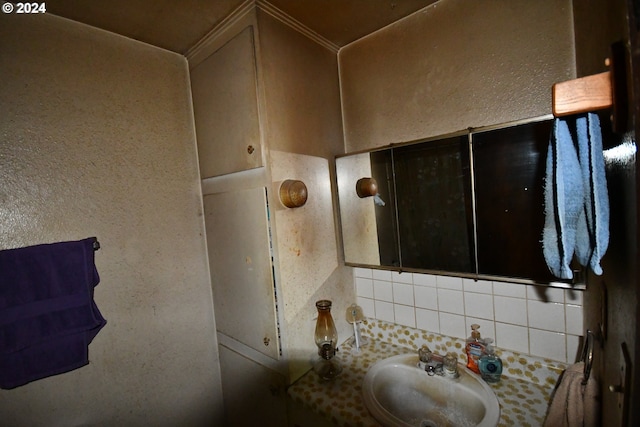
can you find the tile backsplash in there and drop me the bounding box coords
[354,268,584,364]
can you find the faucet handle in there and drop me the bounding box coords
[418,345,433,363]
[443,352,459,378]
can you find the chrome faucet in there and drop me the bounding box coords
[425,362,443,376]
[418,345,459,379]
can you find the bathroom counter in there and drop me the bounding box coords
[287,338,555,427]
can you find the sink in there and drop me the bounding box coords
[362,354,500,427]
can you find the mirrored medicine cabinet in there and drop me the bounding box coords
[336,115,574,287]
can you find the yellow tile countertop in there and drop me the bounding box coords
[288,319,565,427]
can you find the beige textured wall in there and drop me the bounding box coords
[256,11,354,381]
[257,10,344,159]
[0,14,223,426]
[339,0,576,152]
[270,151,351,381]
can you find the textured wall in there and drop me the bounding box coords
[339,0,576,152]
[0,14,223,426]
[270,151,351,381]
[257,9,344,159]
[256,11,355,382]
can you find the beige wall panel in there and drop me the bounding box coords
[270,151,354,380]
[339,0,576,152]
[0,13,222,426]
[191,26,263,178]
[204,188,280,360]
[257,11,344,159]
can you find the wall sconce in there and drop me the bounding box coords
[279,179,308,208]
[356,177,386,206]
[356,177,378,198]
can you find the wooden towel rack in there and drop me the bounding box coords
[552,41,628,132]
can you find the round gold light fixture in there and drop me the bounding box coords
[279,179,308,208]
[356,177,378,198]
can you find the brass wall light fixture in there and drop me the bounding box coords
[356,177,378,198]
[279,179,308,208]
[356,177,385,206]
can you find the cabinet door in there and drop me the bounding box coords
[191,27,263,178]
[204,187,280,359]
[218,345,287,426]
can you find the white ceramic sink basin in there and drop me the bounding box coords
[362,354,500,427]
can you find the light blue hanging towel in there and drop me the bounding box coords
[543,113,610,280]
[575,113,609,275]
[542,118,584,280]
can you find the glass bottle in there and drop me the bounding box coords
[465,324,485,374]
[314,300,338,357]
[478,341,502,383]
[313,300,341,380]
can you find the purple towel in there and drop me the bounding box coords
[0,237,106,389]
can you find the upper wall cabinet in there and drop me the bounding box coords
[191,27,263,178]
[337,117,567,285]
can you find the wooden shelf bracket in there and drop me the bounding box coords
[552,41,628,132]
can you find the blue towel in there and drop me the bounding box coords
[543,118,584,279]
[575,113,609,275]
[0,237,106,389]
[543,113,609,280]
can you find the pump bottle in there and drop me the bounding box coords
[465,324,485,374]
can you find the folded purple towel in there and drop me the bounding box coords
[0,237,106,389]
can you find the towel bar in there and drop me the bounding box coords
[581,329,595,385]
[552,40,628,133]
[92,238,100,251]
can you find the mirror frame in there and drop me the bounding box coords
[336,114,584,289]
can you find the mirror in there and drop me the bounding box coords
[336,152,392,267]
[472,120,554,281]
[336,117,567,285]
[392,136,475,272]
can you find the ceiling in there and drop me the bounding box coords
[45,0,438,54]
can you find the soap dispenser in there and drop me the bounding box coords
[478,339,502,383]
[465,324,485,374]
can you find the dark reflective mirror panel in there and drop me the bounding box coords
[393,136,475,272]
[472,120,557,282]
[336,116,574,285]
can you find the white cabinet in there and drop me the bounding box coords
[203,187,280,360]
[191,26,263,178]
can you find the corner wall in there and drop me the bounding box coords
[256,10,354,381]
[0,13,223,426]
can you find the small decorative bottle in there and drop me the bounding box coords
[313,300,342,380]
[478,341,502,383]
[465,324,485,374]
